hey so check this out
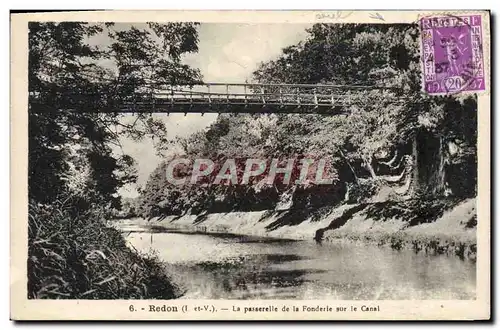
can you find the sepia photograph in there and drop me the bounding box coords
[11,10,490,320]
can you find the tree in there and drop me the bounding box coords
[252,23,477,200]
[137,23,478,219]
[29,22,202,206]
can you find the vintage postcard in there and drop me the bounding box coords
[10,10,490,320]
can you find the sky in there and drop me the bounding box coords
[113,23,312,197]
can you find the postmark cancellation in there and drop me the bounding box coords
[420,14,485,95]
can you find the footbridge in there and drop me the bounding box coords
[30,82,409,115]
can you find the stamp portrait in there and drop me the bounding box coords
[420,14,485,94]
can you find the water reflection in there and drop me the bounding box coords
[123,226,476,300]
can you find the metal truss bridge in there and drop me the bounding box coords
[31,82,408,115]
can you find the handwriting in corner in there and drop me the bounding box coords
[369,13,385,21]
[316,11,353,20]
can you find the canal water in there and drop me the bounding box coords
[120,223,476,300]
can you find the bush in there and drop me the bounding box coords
[346,178,382,204]
[28,199,180,299]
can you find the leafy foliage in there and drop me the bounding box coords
[137,23,477,218]
[29,21,201,206]
[28,22,202,299]
[28,199,180,299]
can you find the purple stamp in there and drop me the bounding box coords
[420,15,485,95]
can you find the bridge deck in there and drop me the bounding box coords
[121,95,351,114]
[30,82,403,114]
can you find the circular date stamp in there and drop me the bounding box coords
[420,14,485,95]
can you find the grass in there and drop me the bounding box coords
[28,199,181,299]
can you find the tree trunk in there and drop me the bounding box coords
[363,154,377,179]
[339,149,359,184]
[412,129,445,197]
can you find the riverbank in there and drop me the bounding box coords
[113,198,476,260]
[28,202,181,299]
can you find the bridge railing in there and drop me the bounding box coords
[122,82,392,111]
[29,82,404,114]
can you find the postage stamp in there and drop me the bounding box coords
[10,10,490,321]
[420,14,485,95]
